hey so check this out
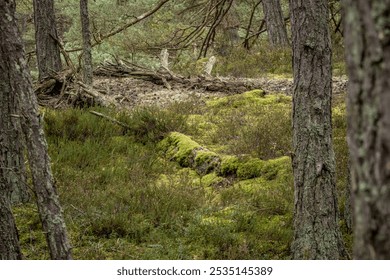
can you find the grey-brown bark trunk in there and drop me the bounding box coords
[80,0,93,85]
[342,0,390,260]
[3,0,72,260]
[0,0,26,260]
[1,72,29,205]
[290,0,346,259]
[262,0,289,46]
[33,0,62,80]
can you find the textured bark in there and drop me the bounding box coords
[0,195,22,260]
[290,0,346,259]
[0,0,29,205]
[344,160,352,233]
[0,59,29,206]
[342,0,390,260]
[33,0,62,80]
[0,0,25,260]
[3,0,72,260]
[262,0,289,46]
[80,0,93,85]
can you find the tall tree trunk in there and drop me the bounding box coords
[3,0,72,260]
[33,0,62,80]
[342,0,390,260]
[0,0,26,260]
[1,75,29,206]
[262,0,289,46]
[80,0,93,85]
[290,0,346,259]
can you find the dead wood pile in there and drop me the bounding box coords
[93,61,262,94]
[34,60,265,109]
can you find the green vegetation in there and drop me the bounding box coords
[15,0,345,79]
[13,88,351,259]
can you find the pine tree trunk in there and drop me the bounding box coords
[3,0,72,260]
[262,0,289,46]
[290,0,346,259]
[80,0,93,85]
[1,61,29,205]
[33,0,62,80]
[342,0,390,260]
[0,0,26,260]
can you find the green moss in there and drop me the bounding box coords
[159,132,201,167]
[201,172,226,188]
[242,89,265,98]
[237,158,265,179]
[262,156,291,180]
[194,150,220,174]
[13,204,49,259]
[219,155,240,176]
[159,132,222,175]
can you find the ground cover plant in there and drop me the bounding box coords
[13,89,350,259]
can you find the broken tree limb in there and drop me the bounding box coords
[76,81,116,107]
[204,56,216,76]
[89,110,131,130]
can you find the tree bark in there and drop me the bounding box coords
[290,0,346,259]
[0,0,26,260]
[33,0,62,80]
[3,0,72,260]
[262,0,289,46]
[342,0,390,260]
[0,66,29,205]
[80,0,93,85]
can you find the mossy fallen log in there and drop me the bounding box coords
[159,132,291,182]
[159,132,221,175]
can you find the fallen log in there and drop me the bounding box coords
[94,61,262,94]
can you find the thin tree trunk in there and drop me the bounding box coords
[344,159,352,233]
[80,0,93,85]
[262,0,289,46]
[19,60,73,260]
[290,0,346,259]
[342,0,390,260]
[33,0,62,80]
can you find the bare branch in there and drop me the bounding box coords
[67,0,171,53]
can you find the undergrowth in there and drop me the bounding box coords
[13,90,350,259]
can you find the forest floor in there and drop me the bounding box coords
[92,75,348,109]
[16,74,350,260]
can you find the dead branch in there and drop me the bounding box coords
[94,60,259,94]
[66,0,171,53]
[89,110,131,130]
